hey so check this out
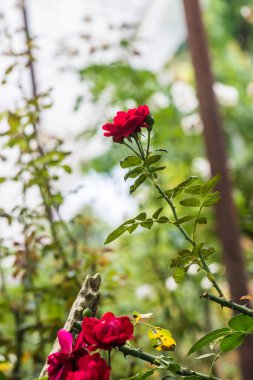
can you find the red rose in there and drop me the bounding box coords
[81,312,134,350]
[102,104,150,142]
[47,329,87,380]
[66,354,110,380]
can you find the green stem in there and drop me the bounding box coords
[145,166,224,298]
[146,129,151,159]
[118,345,220,379]
[147,172,193,245]
[192,204,203,242]
[134,136,146,160]
[123,142,142,158]
[202,292,253,317]
[199,253,224,298]
[108,349,111,367]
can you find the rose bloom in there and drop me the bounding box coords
[102,104,150,142]
[81,312,134,351]
[66,353,110,380]
[47,329,87,380]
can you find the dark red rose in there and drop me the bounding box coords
[102,104,150,142]
[81,312,134,351]
[47,329,87,380]
[66,353,110,380]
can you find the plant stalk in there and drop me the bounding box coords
[202,292,253,317]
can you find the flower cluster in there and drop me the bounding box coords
[47,312,133,380]
[102,104,151,142]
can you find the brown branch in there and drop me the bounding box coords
[39,273,101,378]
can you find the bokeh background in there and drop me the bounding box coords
[1,0,253,379]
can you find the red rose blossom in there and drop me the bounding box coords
[102,104,150,142]
[66,353,110,380]
[47,329,87,380]
[81,312,134,351]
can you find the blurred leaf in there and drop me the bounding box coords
[135,212,147,221]
[185,185,203,195]
[176,215,195,224]
[152,208,163,219]
[176,176,199,189]
[197,216,207,224]
[180,198,201,207]
[173,267,185,284]
[201,174,221,195]
[104,225,129,244]
[203,196,221,207]
[140,219,153,229]
[240,295,253,300]
[157,216,169,223]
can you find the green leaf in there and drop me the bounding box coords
[180,198,201,207]
[176,176,199,189]
[201,247,215,258]
[145,155,161,165]
[104,225,129,244]
[157,216,169,223]
[170,254,193,268]
[152,208,163,219]
[220,332,245,352]
[127,223,138,234]
[187,328,230,355]
[151,166,166,173]
[130,174,147,194]
[61,164,72,173]
[0,178,6,184]
[135,212,147,221]
[203,196,221,207]
[121,218,136,227]
[173,268,185,284]
[176,215,195,224]
[192,243,204,257]
[140,220,153,229]
[124,167,144,181]
[185,185,203,195]
[202,174,221,194]
[8,112,21,131]
[120,156,142,168]
[228,314,253,333]
[197,216,207,224]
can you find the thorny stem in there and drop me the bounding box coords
[118,345,220,379]
[202,292,253,317]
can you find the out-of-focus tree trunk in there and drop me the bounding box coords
[182,1,253,379]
